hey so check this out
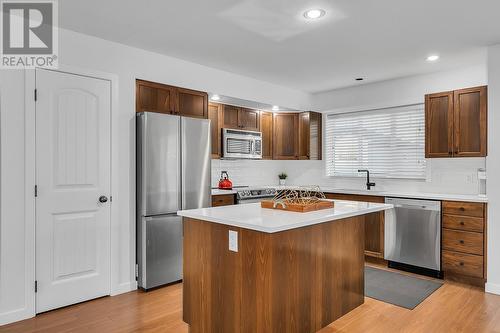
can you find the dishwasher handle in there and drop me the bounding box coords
[393,203,430,209]
[386,198,441,212]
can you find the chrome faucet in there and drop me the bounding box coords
[358,169,376,190]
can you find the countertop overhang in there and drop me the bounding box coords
[177,200,393,233]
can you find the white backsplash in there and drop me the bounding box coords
[211,158,486,195]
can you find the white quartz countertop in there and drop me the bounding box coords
[211,189,238,195]
[211,186,487,203]
[177,200,393,233]
[313,187,487,203]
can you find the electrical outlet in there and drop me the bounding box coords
[228,230,238,252]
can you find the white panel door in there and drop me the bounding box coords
[35,69,111,313]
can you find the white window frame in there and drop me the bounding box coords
[325,103,426,180]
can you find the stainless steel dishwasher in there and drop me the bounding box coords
[384,197,441,275]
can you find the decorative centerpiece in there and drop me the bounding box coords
[278,172,288,186]
[261,185,334,212]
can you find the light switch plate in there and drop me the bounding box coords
[229,230,238,252]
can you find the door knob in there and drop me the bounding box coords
[99,196,108,203]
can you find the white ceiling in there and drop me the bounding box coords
[60,0,500,93]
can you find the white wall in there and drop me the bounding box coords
[313,65,487,112]
[0,28,311,324]
[0,72,31,324]
[486,44,500,295]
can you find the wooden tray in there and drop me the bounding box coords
[260,200,334,213]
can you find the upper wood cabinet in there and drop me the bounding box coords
[425,86,487,158]
[208,102,222,159]
[260,111,273,159]
[273,113,299,160]
[298,112,322,160]
[176,87,208,119]
[221,105,260,131]
[136,80,176,114]
[136,79,208,119]
[222,105,240,129]
[425,91,454,158]
[239,108,260,131]
[453,87,487,157]
[298,112,310,159]
[205,101,322,161]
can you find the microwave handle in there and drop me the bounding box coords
[250,140,254,153]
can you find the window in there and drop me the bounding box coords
[325,104,426,179]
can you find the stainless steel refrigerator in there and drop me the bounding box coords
[136,112,211,290]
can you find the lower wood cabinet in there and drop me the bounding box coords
[321,195,488,287]
[442,229,484,256]
[441,200,487,286]
[442,250,484,279]
[324,193,385,258]
[211,194,235,207]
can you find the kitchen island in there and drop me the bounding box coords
[177,200,393,333]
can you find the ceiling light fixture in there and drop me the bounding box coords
[426,55,440,62]
[272,105,279,111]
[210,94,221,101]
[303,9,326,20]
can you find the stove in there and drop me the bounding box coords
[236,187,277,204]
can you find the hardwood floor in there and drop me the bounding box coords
[2,266,500,333]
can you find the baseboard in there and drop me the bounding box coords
[485,282,500,295]
[111,281,138,296]
[0,307,34,326]
[365,255,387,266]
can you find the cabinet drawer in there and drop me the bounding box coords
[211,194,235,207]
[442,250,483,278]
[442,201,484,218]
[442,229,483,255]
[442,214,484,233]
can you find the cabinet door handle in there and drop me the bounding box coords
[460,221,465,226]
[459,262,464,266]
[459,207,465,211]
[459,240,465,244]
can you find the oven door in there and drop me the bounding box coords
[237,197,273,204]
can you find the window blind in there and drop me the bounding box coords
[325,104,426,179]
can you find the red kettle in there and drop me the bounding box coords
[218,171,233,190]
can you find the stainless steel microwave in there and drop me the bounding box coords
[222,128,262,159]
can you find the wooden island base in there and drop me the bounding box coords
[182,216,365,333]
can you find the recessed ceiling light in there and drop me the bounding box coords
[427,55,440,62]
[272,105,279,111]
[210,94,220,101]
[303,9,326,20]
